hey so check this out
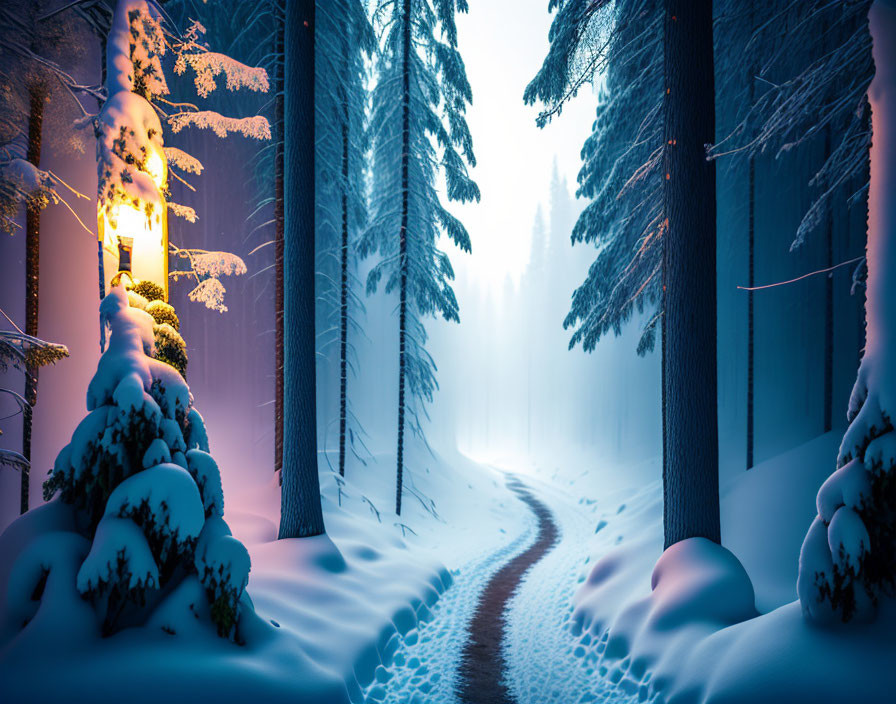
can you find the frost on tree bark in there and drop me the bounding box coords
[21,84,44,515]
[661,0,721,549]
[395,0,412,517]
[279,0,325,539]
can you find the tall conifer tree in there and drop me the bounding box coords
[362,0,479,514]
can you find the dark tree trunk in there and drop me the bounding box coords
[396,0,412,516]
[823,124,834,434]
[338,23,351,478]
[661,0,721,548]
[279,0,325,538]
[745,2,756,470]
[746,149,755,469]
[98,35,107,351]
[21,85,44,515]
[274,0,285,477]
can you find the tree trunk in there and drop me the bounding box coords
[396,0,412,516]
[823,124,834,434]
[746,1,756,470]
[21,85,44,515]
[338,24,351,478]
[279,0,325,539]
[274,0,285,477]
[661,0,721,548]
[98,34,107,351]
[746,137,755,469]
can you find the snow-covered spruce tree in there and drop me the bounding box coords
[796,0,896,623]
[315,0,375,477]
[361,0,479,515]
[97,0,268,313]
[524,0,663,355]
[0,287,252,642]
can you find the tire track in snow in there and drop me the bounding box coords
[456,475,561,704]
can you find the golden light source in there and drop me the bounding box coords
[99,146,169,299]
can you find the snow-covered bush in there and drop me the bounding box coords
[0,287,252,641]
[798,432,896,622]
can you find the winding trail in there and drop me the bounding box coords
[457,475,561,704]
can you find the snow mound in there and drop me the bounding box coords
[648,538,757,630]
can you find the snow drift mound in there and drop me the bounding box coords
[0,287,253,644]
[573,537,757,700]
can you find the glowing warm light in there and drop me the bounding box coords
[99,145,169,299]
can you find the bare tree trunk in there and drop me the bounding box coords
[823,124,834,434]
[661,0,721,548]
[395,0,412,516]
[279,0,325,538]
[338,21,351,478]
[21,85,44,515]
[274,0,285,478]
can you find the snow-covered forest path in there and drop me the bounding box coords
[457,476,560,703]
[361,472,613,704]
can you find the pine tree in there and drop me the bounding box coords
[527,0,720,547]
[362,0,479,514]
[525,0,664,356]
[0,1,93,511]
[793,0,896,623]
[315,0,374,478]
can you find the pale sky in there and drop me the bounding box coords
[447,0,598,294]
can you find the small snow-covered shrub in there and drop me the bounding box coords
[798,379,896,622]
[11,287,254,642]
[153,323,188,377]
[146,300,179,330]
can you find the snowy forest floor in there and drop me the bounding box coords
[4,435,896,703]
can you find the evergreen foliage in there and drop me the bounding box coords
[362,0,479,456]
[35,288,249,640]
[315,0,375,474]
[525,0,663,354]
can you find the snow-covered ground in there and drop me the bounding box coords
[567,432,896,703]
[5,402,895,704]
[0,433,533,703]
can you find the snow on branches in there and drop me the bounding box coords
[97,0,269,311]
[168,111,271,141]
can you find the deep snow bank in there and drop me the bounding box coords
[569,433,896,703]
